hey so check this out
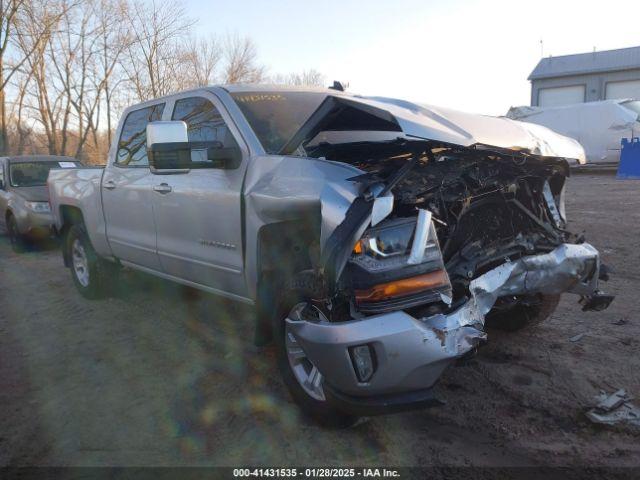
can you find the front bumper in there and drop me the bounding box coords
[286,243,608,410]
[16,210,54,237]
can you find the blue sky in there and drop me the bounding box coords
[186,0,640,115]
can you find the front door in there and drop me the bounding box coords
[102,103,165,270]
[151,95,247,297]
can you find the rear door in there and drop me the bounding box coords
[151,93,248,298]
[102,103,165,270]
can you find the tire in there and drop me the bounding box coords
[485,294,561,332]
[7,214,26,253]
[274,285,358,428]
[65,224,114,299]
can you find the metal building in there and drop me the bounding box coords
[529,46,640,107]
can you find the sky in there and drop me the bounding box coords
[186,0,640,115]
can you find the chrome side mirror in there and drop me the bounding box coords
[146,121,191,172]
[147,120,188,146]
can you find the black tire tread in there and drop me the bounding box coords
[486,294,561,332]
[66,223,115,299]
[7,214,26,253]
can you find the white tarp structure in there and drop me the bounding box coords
[507,100,640,164]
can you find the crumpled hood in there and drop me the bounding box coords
[288,94,586,164]
[13,185,50,202]
[356,96,587,163]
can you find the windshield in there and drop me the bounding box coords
[9,161,80,187]
[230,91,327,154]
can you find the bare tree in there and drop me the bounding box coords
[122,0,194,101]
[2,0,321,160]
[223,34,265,84]
[270,69,326,87]
[15,1,62,155]
[95,0,131,147]
[0,0,67,153]
[16,0,115,159]
[6,73,34,154]
[181,35,222,88]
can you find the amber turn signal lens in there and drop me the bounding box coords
[355,270,449,303]
[352,240,363,254]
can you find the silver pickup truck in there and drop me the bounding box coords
[48,85,613,426]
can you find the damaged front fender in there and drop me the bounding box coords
[242,154,366,299]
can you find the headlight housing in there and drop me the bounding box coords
[351,216,441,274]
[26,201,51,213]
[348,211,452,314]
[354,218,417,260]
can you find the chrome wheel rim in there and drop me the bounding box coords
[286,303,326,401]
[72,239,90,287]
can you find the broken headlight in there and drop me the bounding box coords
[353,218,416,260]
[348,212,452,314]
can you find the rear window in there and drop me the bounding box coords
[9,161,81,187]
[230,92,326,154]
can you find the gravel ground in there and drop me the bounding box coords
[1,173,638,467]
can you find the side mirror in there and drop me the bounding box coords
[147,121,191,172]
[147,120,242,171]
[206,144,242,169]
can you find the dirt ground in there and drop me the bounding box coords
[1,173,639,468]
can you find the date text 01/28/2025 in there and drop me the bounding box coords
[232,468,401,478]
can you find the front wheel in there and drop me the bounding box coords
[7,214,26,253]
[485,294,561,332]
[274,290,357,428]
[65,224,114,299]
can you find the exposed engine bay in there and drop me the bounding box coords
[230,88,617,414]
[305,139,613,322]
[284,136,614,406]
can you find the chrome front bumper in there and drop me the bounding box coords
[286,243,605,400]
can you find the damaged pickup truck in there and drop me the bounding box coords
[48,86,614,427]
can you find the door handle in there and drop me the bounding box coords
[103,180,116,190]
[153,183,172,194]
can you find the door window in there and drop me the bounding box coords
[172,97,239,166]
[116,104,165,167]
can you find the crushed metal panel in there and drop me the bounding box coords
[288,242,605,396]
[279,92,586,162]
[586,390,640,427]
[361,96,586,161]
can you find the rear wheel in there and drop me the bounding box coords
[7,214,26,253]
[274,289,357,428]
[65,224,115,299]
[485,294,561,332]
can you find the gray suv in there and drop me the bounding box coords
[0,155,80,251]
